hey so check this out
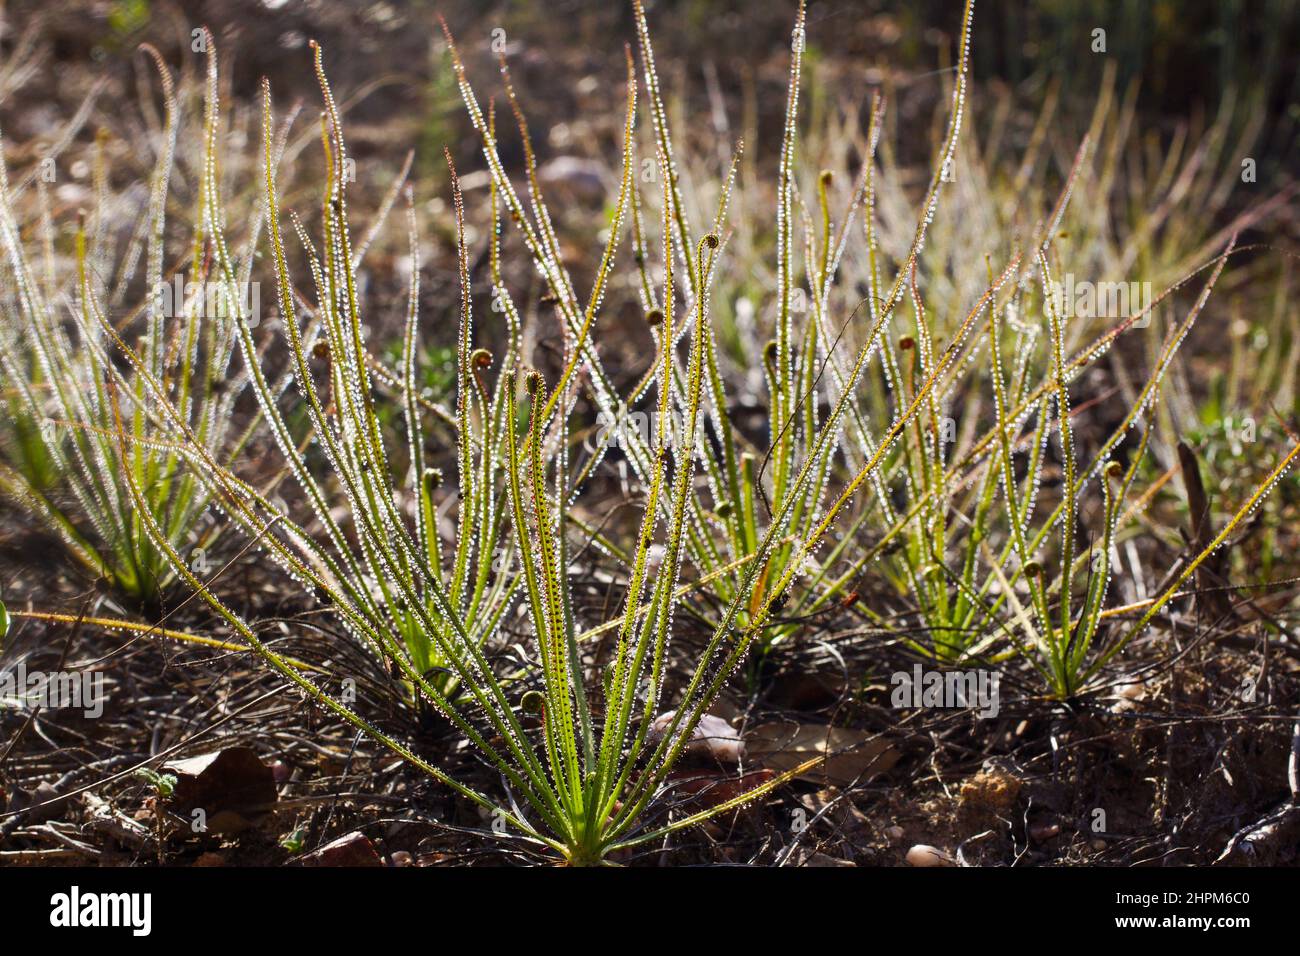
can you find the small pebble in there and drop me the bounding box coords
[1115,680,1145,699]
[906,844,956,867]
[1029,822,1060,842]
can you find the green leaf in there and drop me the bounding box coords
[280,826,307,854]
[135,768,177,798]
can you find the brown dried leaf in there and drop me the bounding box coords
[300,831,383,867]
[748,722,898,787]
[164,747,277,834]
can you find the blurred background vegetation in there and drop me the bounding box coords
[7,0,1297,185]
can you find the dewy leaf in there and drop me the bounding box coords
[25,0,1292,866]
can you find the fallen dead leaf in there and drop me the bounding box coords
[164,747,277,835]
[663,768,777,810]
[4,780,65,825]
[747,722,898,786]
[798,788,870,832]
[650,711,745,763]
[300,831,383,867]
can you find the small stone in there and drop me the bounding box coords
[906,844,956,867]
[1029,822,1060,842]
